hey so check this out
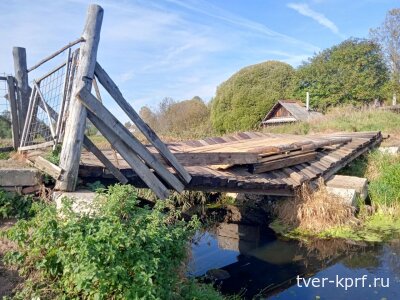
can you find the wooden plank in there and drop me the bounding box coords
[27,37,84,72]
[95,62,191,184]
[82,136,128,184]
[32,156,63,180]
[18,141,54,151]
[55,48,72,147]
[56,4,104,191]
[78,88,185,192]
[6,76,20,148]
[152,152,259,166]
[251,152,317,174]
[19,87,38,147]
[88,111,170,199]
[258,149,314,163]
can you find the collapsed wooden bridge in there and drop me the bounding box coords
[3,4,382,198]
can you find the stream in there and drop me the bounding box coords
[188,222,400,299]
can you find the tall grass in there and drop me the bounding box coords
[265,106,400,135]
[273,181,356,234]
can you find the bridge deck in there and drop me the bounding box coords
[26,131,382,196]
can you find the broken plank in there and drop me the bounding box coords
[83,136,128,184]
[152,152,259,166]
[95,62,191,184]
[87,111,170,199]
[79,89,185,193]
[251,152,317,174]
[33,156,63,180]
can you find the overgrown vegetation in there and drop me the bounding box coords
[272,182,356,235]
[265,106,400,136]
[271,151,400,243]
[3,184,223,299]
[0,190,37,219]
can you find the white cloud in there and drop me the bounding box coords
[287,3,341,35]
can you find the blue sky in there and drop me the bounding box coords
[0,0,397,122]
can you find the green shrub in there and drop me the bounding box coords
[0,190,37,219]
[211,61,294,133]
[4,184,222,299]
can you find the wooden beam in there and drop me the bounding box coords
[18,141,54,151]
[13,47,30,130]
[78,88,184,192]
[251,152,317,174]
[56,4,104,192]
[152,152,259,166]
[94,62,191,184]
[82,135,128,184]
[27,37,84,73]
[32,156,63,180]
[6,76,20,148]
[88,111,170,199]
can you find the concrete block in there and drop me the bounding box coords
[53,189,100,215]
[0,168,42,187]
[326,175,368,200]
[378,146,400,155]
[326,186,357,207]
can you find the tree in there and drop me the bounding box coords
[124,121,132,128]
[139,97,212,139]
[292,38,389,110]
[370,8,400,97]
[210,61,295,133]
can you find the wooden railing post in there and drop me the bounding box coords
[12,47,30,132]
[55,4,103,191]
[6,76,20,148]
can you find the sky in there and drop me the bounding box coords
[0,0,397,122]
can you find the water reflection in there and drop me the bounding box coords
[189,222,400,299]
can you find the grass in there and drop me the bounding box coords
[271,151,400,243]
[271,181,356,235]
[265,106,400,136]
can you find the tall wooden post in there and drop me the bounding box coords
[55,4,103,191]
[6,76,20,148]
[12,47,30,132]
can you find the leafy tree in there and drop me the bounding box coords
[370,8,400,98]
[210,61,295,133]
[292,38,389,110]
[139,97,212,139]
[124,121,132,128]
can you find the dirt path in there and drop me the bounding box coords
[0,219,23,298]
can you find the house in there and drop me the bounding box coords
[261,99,323,126]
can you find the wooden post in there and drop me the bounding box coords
[6,76,20,148]
[55,4,103,191]
[13,47,30,131]
[393,93,397,106]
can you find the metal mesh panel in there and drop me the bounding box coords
[0,75,12,146]
[21,48,79,148]
[24,66,66,146]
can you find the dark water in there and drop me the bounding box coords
[188,223,400,299]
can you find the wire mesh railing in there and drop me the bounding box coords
[20,46,80,149]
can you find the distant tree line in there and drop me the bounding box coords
[139,8,399,136]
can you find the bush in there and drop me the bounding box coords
[5,184,222,299]
[0,190,37,219]
[210,61,294,133]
